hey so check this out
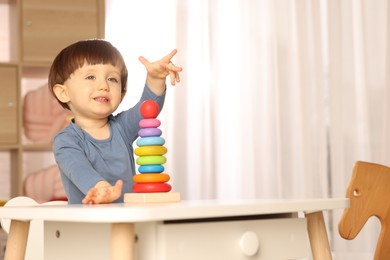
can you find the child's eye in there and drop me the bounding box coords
[108,77,119,83]
[86,75,95,80]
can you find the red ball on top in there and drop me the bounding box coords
[140,100,159,119]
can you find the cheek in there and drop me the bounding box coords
[112,89,123,101]
[72,88,89,100]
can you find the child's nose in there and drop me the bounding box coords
[99,80,110,91]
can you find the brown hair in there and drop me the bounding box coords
[48,39,128,109]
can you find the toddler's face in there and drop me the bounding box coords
[62,63,123,121]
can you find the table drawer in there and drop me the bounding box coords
[135,218,308,260]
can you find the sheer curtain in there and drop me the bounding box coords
[173,0,330,200]
[328,0,388,259]
[107,0,329,199]
[106,0,389,258]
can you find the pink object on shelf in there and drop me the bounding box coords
[23,84,72,143]
[23,164,67,203]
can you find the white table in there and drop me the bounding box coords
[0,198,348,260]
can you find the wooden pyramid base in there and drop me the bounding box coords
[124,192,181,204]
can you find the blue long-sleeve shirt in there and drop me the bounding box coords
[53,85,165,204]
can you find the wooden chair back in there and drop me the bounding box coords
[339,161,390,260]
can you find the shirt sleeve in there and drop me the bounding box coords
[115,84,166,143]
[53,131,105,195]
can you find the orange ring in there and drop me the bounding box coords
[135,146,167,156]
[133,173,170,183]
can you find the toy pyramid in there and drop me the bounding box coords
[124,100,180,203]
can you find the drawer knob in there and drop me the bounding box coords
[239,231,259,256]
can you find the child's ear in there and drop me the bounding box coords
[52,84,70,103]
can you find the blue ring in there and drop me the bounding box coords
[138,164,164,173]
[136,136,165,147]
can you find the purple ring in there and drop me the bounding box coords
[138,128,162,137]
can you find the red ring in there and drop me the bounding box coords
[132,183,172,193]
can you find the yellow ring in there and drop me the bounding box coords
[133,173,170,183]
[135,146,167,156]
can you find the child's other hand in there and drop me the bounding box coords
[82,180,123,204]
[139,49,183,86]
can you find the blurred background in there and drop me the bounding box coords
[1,0,389,259]
[106,2,389,257]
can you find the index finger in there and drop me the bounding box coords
[162,49,178,63]
[138,56,150,67]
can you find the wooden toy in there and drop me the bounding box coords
[339,161,390,260]
[133,173,170,183]
[140,100,159,118]
[136,136,165,146]
[138,165,164,173]
[136,156,167,165]
[138,128,162,137]
[134,146,167,156]
[139,118,161,128]
[132,183,172,193]
[124,100,180,204]
[124,191,180,203]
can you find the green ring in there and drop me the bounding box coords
[136,155,167,165]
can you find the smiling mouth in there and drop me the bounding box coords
[94,97,109,102]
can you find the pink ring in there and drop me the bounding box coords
[139,119,161,128]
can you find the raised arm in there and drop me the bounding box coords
[138,49,183,96]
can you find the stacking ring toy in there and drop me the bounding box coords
[133,173,170,183]
[133,183,172,193]
[135,146,167,156]
[138,128,162,137]
[136,136,165,147]
[139,119,161,128]
[140,100,159,119]
[138,164,164,173]
[136,155,166,165]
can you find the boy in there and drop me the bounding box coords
[49,39,182,204]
